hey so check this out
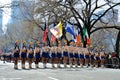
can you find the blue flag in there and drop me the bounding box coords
[65,22,76,39]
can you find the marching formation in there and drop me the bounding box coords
[13,40,105,69]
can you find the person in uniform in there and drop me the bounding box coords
[56,41,62,68]
[78,42,84,68]
[20,40,27,69]
[84,46,90,68]
[68,42,74,68]
[74,45,79,68]
[34,41,41,68]
[79,48,84,68]
[100,46,105,68]
[62,40,68,68]
[42,42,50,68]
[94,47,100,68]
[50,42,57,68]
[28,41,34,69]
[89,45,95,68]
[13,40,20,69]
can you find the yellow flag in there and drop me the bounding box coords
[50,21,63,38]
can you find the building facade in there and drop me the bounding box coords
[0,9,3,34]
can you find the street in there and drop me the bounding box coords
[0,61,120,80]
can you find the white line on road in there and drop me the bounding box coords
[48,77,59,80]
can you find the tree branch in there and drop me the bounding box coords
[91,2,120,28]
[90,26,120,34]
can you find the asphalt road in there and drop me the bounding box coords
[0,61,120,80]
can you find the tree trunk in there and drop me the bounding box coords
[115,30,120,57]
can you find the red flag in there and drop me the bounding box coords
[42,28,48,43]
[51,34,56,42]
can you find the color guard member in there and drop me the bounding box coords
[100,46,105,68]
[84,47,90,67]
[89,45,95,68]
[62,40,68,68]
[56,41,62,68]
[20,40,27,69]
[95,47,100,68]
[68,42,74,68]
[13,40,20,69]
[42,42,50,68]
[50,42,56,68]
[28,41,34,69]
[34,41,41,68]
[74,46,79,68]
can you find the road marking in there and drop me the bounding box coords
[48,77,59,80]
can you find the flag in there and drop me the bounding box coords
[76,35,81,42]
[83,26,90,45]
[75,35,81,46]
[42,28,48,43]
[51,22,57,42]
[75,28,81,43]
[51,34,56,42]
[74,28,81,46]
[50,21,63,38]
[65,22,76,39]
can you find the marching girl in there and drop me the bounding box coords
[34,41,41,68]
[68,42,74,68]
[42,42,50,68]
[84,47,90,68]
[28,42,34,69]
[79,48,84,68]
[56,41,62,68]
[13,40,20,69]
[94,47,100,68]
[62,40,69,68]
[78,42,84,68]
[57,41,62,68]
[50,42,57,68]
[100,46,105,68]
[74,46,79,68]
[89,45,95,68]
[20,40,27,69]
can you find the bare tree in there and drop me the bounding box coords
[38,0,120,53]
[2,0,120,53]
